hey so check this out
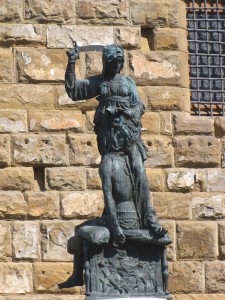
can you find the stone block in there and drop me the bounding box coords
[25,0,75,23]
[86,111,96,132]
[175,295,225,300]
[33,262,80,293]
[0,24,45,45]
[0,262,33,293]
[60,191,104,219]
[218,222,225,259]
[152,192,191,220]
[166,169,206,192]
[206,169,225,192]
[0,167,34,191]
[0,191,27,218]
[192,193,225,220]
[85,51,103,77]
[169,261,204,294]
[174,136,221,168]
[12,134,69,166]
[173,112,214,135]
[215,117,225,137]
[55,85,98,111]
[0,221,12,261]
[145,86,190,112]
[141,112,161,134]
[16,49,67,83]
[86,168,102,190]
[12,221,40,260]
[29,111,86,132]
[0,110,27,133]
[45,167,86,191]
[25,191,60,219]
[0,48,14,82]
[159,112,173,135]
[0,0,23,22]
[131,0,186,29]
[129,51,188,87]
[177,221,217,260]
[143,136,174,168]
[146,168,165,192]
[114,27,141,49]
[41,221,81,261]
[0,84,54,110]
[68,134,101,166]
[205,261,225,293]
[160,220,175,261]
[153,28,188,51]
[76,0,129,25]
[47,25,114,48]
[0,135,10,166]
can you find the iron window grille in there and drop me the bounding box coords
[185,0,225,116]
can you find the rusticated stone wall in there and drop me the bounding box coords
[0,0,225,299]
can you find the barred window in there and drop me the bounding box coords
[185,0,225,116]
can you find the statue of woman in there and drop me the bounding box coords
[59,43,168,289]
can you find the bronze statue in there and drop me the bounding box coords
[59,43,171,299]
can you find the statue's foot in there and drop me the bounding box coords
[58,275,84,289]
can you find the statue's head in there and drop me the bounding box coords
[102,44,124,77]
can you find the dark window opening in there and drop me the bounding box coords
[185,0,225,116]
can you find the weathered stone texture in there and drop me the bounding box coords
[47,25,114,48]
[131,0,186,28]
[33,262,80,293]
[85,51,103,77]
[12,134,69,166]
[192,193,225,220]
[16,49,67,82]
[166,169,206,192]
[205,261,225,293]
[25,191,60,219]
[114,27,141,49]
[61,191,104,219]
[141,112,161,134]
[146,168,165,192]
[215,117,225,137]
[0,263,33,293]
[29,111,86,133]
[218,222,225,259]
[177,221,217,259]
[25,0,75,24]
[0,84,54,110]
[45,167,86,191]
[0,222,12,261]
[86,168,102,190]
[129,51,188,87]
[0,135,10,167]
[159,112,173,135]
[175,295,225,300]
[55,85,98,111]
[160,220,175,261]
[76,0,129,25]
[0,110,27,133]
[153,28,188,51]
[68,134,101,166]
[206,169,225,192]
[12,221,40,260]
[0,24,45,45]
[145,86,190,112]
[153,192,191,220]
[143,136,174,168]
[173,136,220,168]
[173,112,214,135]
[0,0,23,22]
[0,167,34,191]
[41,221,80,261]
[169,261,204,294]
[0,191,27,218]
[0,49,14,82]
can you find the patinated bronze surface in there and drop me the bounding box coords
[59,43,172,299]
